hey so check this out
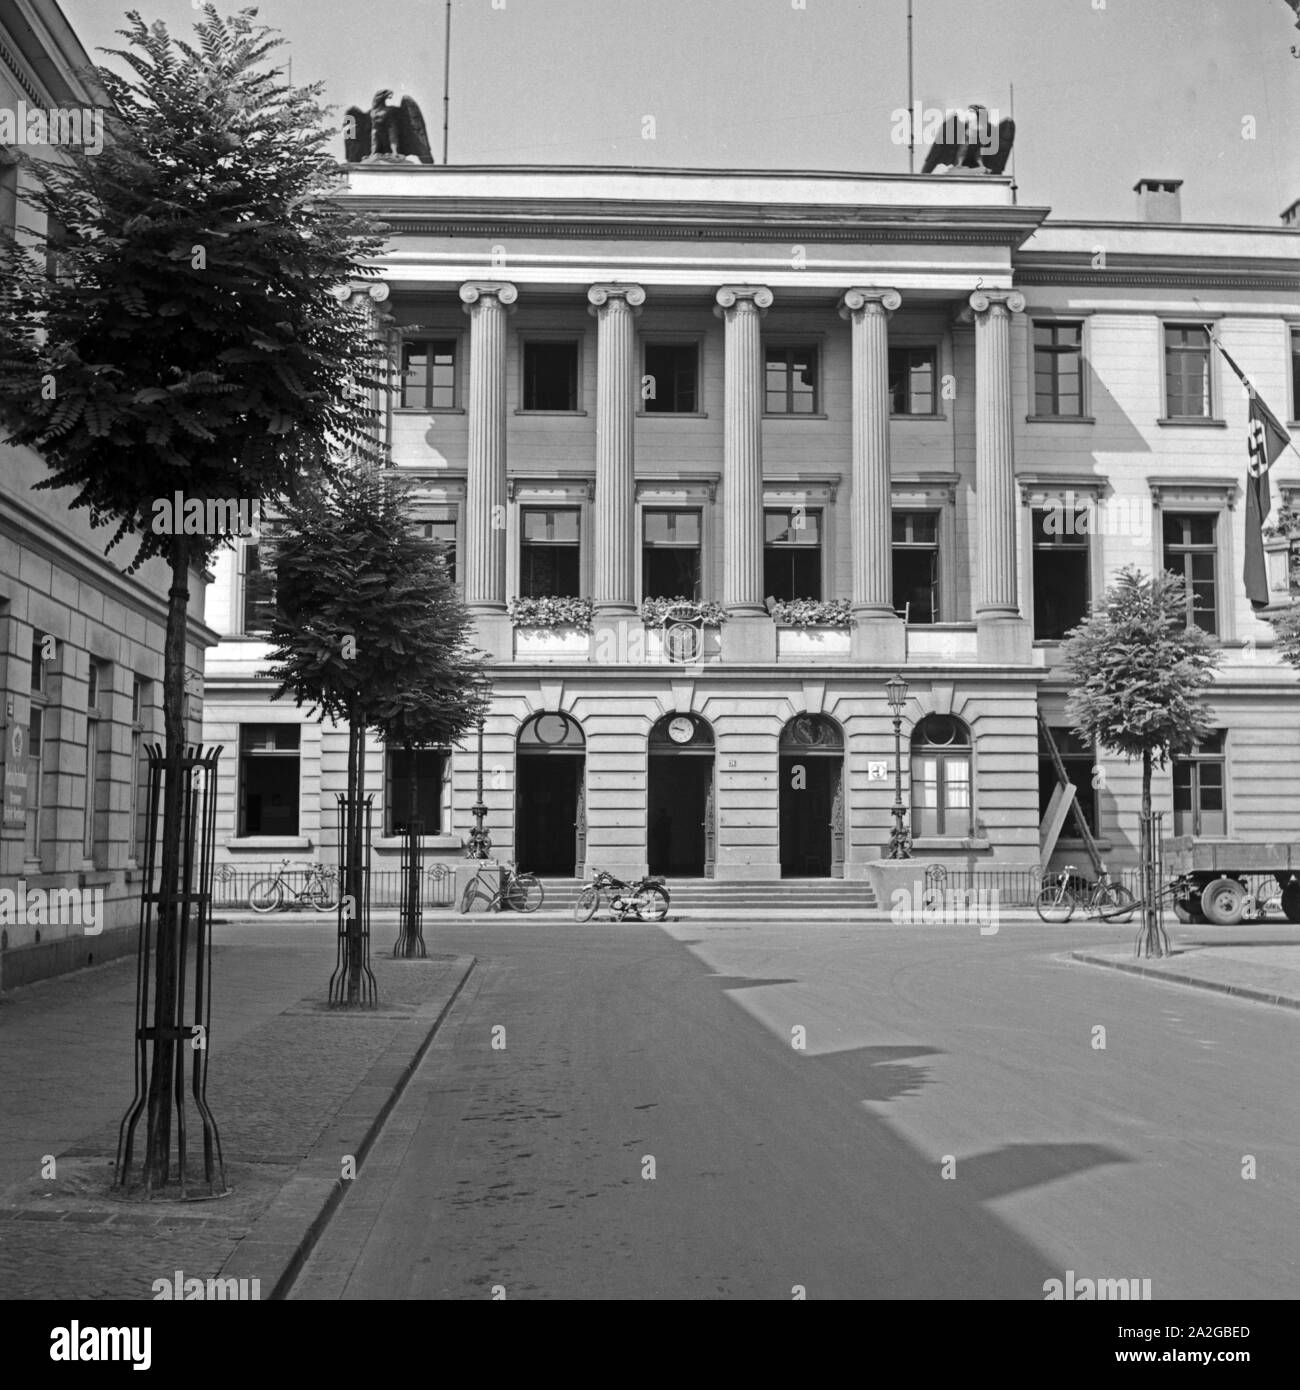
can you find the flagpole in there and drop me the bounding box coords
[441,0,451,164]
[907,0,915,173]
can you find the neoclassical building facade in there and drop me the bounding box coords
[203,165,1300,885]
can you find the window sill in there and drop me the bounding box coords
[374,834,460,851]
[890,413,948,422]
[1026,415,1095,424]
[225,837,313,851]
[910,837,991,851]
[394,407,465,415]
[762,412,828,421]
[637,411,709,419]
[514,409,588,417]
[1156,417,1227,428]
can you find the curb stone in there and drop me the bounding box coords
[1069,949,1300,1011]
[218,954,477,1299]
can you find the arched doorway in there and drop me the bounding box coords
[516,712,585,876]
[647,712,715,878]
[779,713,844,878]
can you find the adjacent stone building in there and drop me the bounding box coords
[202,163,1300,890]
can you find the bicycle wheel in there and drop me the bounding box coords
[1035,886,1074,924]
[309,873,339,911]
[248,878,283,914]
[573,886,600,922]
[507,874,544,913]
[1095,883,1137,923]
[459,878,479,915]
[637,884,670,922]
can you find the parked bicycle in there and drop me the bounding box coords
[458,861,544,914]
[574,870,670,923]
[247,859,340,914]
[1035,864,1137,924]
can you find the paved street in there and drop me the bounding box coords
[288,916,1300,1300]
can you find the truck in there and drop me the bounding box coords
[1162,837,1300,925]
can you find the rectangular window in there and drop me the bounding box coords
[1291,328,1299,422]
[242,528,278,635]
[643,343,698,414]
[1163,513,1218,634]
[891,511,939,623]
[911,755,972,838]
[400,339,457,410]
[519,507,581,598]
[1032,508,1090,640]
[84,660,111,862]
[25,705,44,862]
[1033,321,1084,416]
[888,346,937,415]
[642,509,702,600]
[30,630,46,693]
[1164,324,1212,418]
[1038,727,1098,836]
[523,341,579,411]
[421,519,458,586]
[1173,730,1226,838]
[129,677,151,862]
[238,724,300,837]
[384,748,446,836]
[763,508,822,601]
[0,157,17,239]
[764,343,818,415]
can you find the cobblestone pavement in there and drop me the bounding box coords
[0,929,473,1300]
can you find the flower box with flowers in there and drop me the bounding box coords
[508,596,593,659]
[769,597,852,659]
[768,598,853,628]
[638,597,727,627]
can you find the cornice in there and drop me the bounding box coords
[1015,251,1300,291]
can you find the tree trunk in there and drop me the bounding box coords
[1141,748,1159,957]
[143,534,191,1188]
[345,708,364,1003]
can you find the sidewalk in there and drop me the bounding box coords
[1071,943,1300,1010]
[0,927,475,1300]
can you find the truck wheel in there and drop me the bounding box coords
[1281,883,1300,924]
[1200,877,1246,926]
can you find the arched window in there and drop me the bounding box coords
[910,714,972,838]
[518,712,585,749]
[779,713,843,751]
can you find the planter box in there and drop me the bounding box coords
[906,625,978,663]
[776,626,851,659]
[513,624,591,660]
[644,625,722,664]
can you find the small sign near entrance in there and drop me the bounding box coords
[868,761,888,782]
[3,723,27,828]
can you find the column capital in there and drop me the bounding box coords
[459,281,519,312]
[714,285,773,317]
[587,283,646,315]
[329,281,390,305]
[838,287,901,318]
[968,288,1026,316]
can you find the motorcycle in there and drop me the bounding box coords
[573,869,670,923]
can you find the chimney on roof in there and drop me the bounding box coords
[1133,177,1183,223]
[1282,198,1300,229]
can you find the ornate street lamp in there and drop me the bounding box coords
[885,672,913,860]
[467,683,492,861]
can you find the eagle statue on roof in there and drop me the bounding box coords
[344,89,435,164]
[921,104,1015,176]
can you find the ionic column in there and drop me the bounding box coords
[330,281,392,441]
[970,289,1025,619]
[459,281,517,614]
[840,287,901,617]
[714,285,773,617]
[588,284,645,616]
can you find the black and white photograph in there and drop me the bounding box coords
[0,0,1297,1349]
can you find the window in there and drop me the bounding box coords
[519,507,581,598]
[45,216,70,282]
[400,339,457,410]
[384,747,446,836]
[242,526,278,635]
[129,678,151,862]
[30,629,48,693]
[0,154,17,239]
[25,705,45,863]
[238,725,300,836]
[1163,513,1218,634]
[1033,321,1084,417]
[642,509,702,600]
[1291,328,1299,422]
[764,343,818,414]
[1173,730,1226,837]
[420,518,457,586]
[1038,727,1097,836]
[888,346,937,415]
[643,343,698,413]
[910,714,972,838]
[1032,507,1090,640]
[84,660,111,863]
[1164,324,1212,419]
[764,508,822,601]
[523,341,579,411]
[892,511,939,623]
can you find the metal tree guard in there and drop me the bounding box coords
[1138,809,1169,959]
[394,817,427,958]
[885,672,913,860]
[330,794,377,1006]
[116,744,225,1196]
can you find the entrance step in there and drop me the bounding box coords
[531,877,878,912]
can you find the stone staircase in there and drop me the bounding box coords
[535,877,879,915]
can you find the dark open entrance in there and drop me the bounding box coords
[515,712,585,876]
[647,713,715,878]
[778,714,844,878]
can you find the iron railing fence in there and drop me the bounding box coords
[930,865,1146,908]
[213,862,457,910]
